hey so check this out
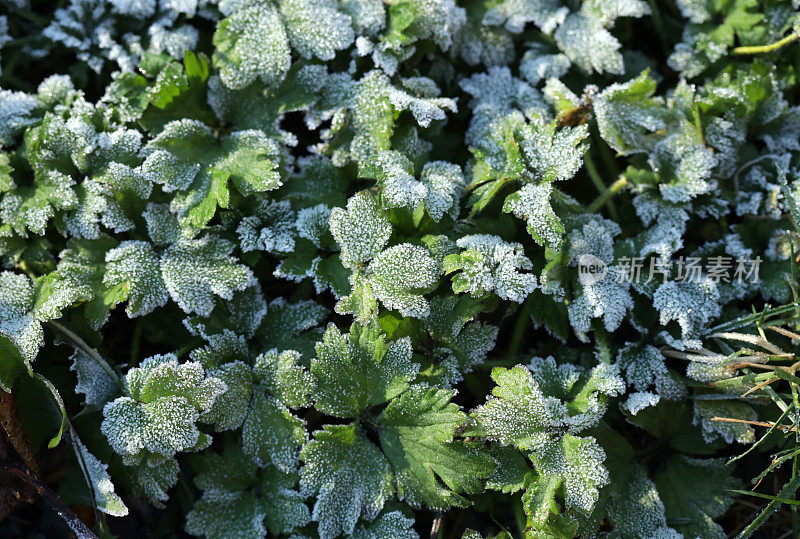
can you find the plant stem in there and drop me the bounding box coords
[587,176,629,213]
[733,32,799,55]
[0,460,97,538]
[47,321,124,391]
[508,295,535,358]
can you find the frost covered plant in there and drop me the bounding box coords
[3,0,800,538]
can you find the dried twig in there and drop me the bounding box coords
[0,390,38,476]
[0,460,96,538]
[430,511,443,539]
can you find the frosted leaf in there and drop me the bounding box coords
[568,275,633,335]
[339,0,386,35]
[623,392,663,415]
[0,272,43,363]
[242,388,307,472]
[254,349,315,409]
[36,75,76,108]
[553,14,623,74]
[653,122,717,203]
[280,0,355,60]
[237,199,296,254]
[483,0,567,34]
[312,323,419,417]
[188,330,249,370]
[329,192,392,268]
[101,354,226,463]
[503,183,563,249]
[147,23,199,59]
[70,348,118,408]
[160,236,254,316]
[632,193,689,259]
[259,297,328,357]
[380,0,465,51]
[616,344,685,409]
[0,90,41,146]
[351,510,418,539]
[201,361,252,431]
[566,217,632,334]
[186,446,309,538]
[366,243,438,318]
[419,161,465,220]
[296,204,331,248]
[607,466,675,538]
[520,116,588,182]
[536,434,608,515]
[386,77,457,128]
[138,149,200,193]
[694,400,756,444]
[126,458,179,506]
[377,385,495,509]
[0,169,77,236]
[300,424,394,539]
[142,203,180,246]
[445,235,537,302]
[476,360,622,452]
[361,150,426,209]
[674,0,711,23]
[73,438,128,517]
[653,279,721,345]
[594,71,668,155]
[519,46,570,85]
[103,240,169,318]
[581,0,650,26]
[213,3,291,90]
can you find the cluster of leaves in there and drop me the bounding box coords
[2,0,800,537]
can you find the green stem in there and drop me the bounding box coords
[47,321,124,391]
[733,32,799,55]
[129,321,142,368]
[587,176,629,213]
[508,295,535,358]
[584,153,618,220]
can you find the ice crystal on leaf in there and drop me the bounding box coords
[280,0,354,61]
[329,192,392,268]
[101,354,226,465]
[213,3,291,90]
[103,240,169,318]
[653,278,721,348]
[161,236,254,317]
[444,234,537,302]
[377,384,495,510]
[73,438,129,517]
[186,445,309,538]
[300,424,394,539]
[311,323,418,418]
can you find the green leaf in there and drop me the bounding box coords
[160,236,253,317]
[654,456,738,539]
[377,385,495,510]
[300,424,394,539]
[330,192,393,268]
[311,323,418,418]
[242,388,307,472]
[213,3,291,90]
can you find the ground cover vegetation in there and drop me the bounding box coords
[2,0,800,537]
